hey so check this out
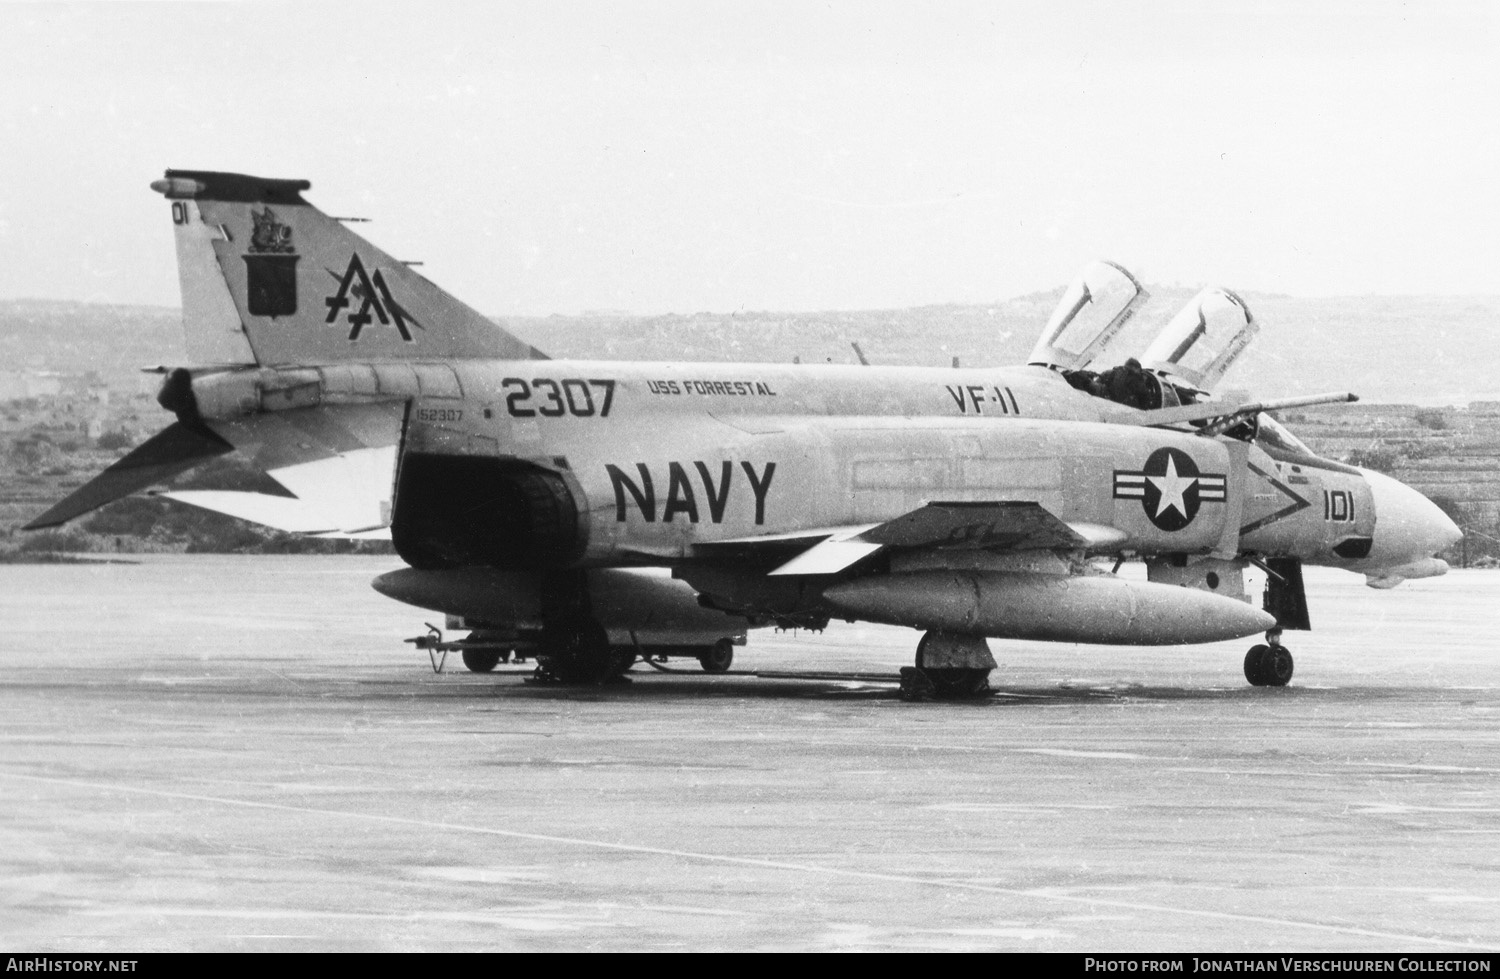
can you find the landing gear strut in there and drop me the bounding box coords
[901,631,995,700]
[536,618,629,685]
[1244,629,1294,687]
[533,572,631,685]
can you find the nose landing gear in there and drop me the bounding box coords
[1244,629,1294,687]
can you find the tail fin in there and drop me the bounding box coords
[153,169,545,367]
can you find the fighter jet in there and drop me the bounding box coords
[25,170,1463,697]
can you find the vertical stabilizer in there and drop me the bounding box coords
[152,170,544,367]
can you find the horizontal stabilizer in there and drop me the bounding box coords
[313,527,393,541]
[158,490,346,534]
[160,440,397,536]
[23,422,232,530]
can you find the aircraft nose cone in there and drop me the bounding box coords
[1364,469,1463,566]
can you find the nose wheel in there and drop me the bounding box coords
[1244,635,1294,687]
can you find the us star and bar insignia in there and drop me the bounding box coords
[1114,446,1227,532]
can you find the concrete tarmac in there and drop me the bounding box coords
[1,555,1498,952]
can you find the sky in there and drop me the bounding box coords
[0,1,1496,315]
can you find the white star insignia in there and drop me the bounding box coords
[1147,454,1198,519]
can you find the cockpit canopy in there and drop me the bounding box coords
[1140,287,1259,390]
[1037,274,1309,451]
[1026,260,1148,372]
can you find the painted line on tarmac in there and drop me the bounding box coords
[0,768,1480,950]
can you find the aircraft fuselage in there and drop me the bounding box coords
[338,357,1419,575]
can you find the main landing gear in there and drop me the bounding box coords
[535,618,636,686]
[1244,629,1294,687]
[900,631,996,701]
[531,572,633,686]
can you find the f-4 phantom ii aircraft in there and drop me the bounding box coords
[28,170,1463,697]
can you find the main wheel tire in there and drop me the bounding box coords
[921,668,991,698]
[915,633,992,698]
[699,638,735,674]
[610,648,638,676]
[1244,644,1271,686]
[538,619,614,685]
[462,648,502,673]
[915,633,936,667]
[1263,644,1294,686]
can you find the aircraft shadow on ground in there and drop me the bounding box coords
[56,661,1461,709]
[391,671,1417,707]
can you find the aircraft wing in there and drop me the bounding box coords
[762,535,885,576]
[859,500,1088,550]
[700,501,1125,577]
[148,413,401,536]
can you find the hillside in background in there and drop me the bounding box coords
[505,292,1500,408]
[0,300,183,389]
[3,291,1499,404]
